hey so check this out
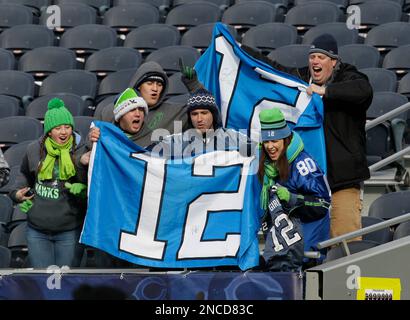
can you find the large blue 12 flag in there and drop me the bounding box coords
[195,23,327,172]
[80,122,263,270]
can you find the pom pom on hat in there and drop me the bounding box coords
[44,98,75,134]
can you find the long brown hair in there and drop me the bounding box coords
[258,133,293,183]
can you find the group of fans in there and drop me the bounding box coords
[0,32,373,272]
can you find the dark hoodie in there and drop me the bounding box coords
[242,45,372,192]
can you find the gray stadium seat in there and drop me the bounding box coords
[96,68,138,103]
[365,22,410,53]
[26,93,87,120]
[55,0,111,15]
[359,68,397,93]
[3,140,32,167]
[354,0,404,32]
[302,22,358,47]
[349,0,404,6]
[40,3,97,33]
[0,195,13,224]
[174,0,231,11]
[0,48,15,71]
[181,23,238,53]
[242,23,298,55]
[222,1,285,34]
[93,95,117,120]
[60,24,118,58]
[0,0,51,16]
[368,191,410,220]
[267,44,310,69]
[393,221,410,240]
[294,0,348,9]
[113,0,171,20]
[7,221,28,268]
[124,24,180,56]
[73,116,94,144]
[5,206,27,233]
[338,44,380,69]
[39,70,98,105]
[398,73,410,99]
[0,245,11,268]
[382,45,410,77]
[103,4,159,35]
[0,95,22,119]
[145,45,201,76]
[284,1,344,33]
[0,24,55,55]
[18,47,78,80]
[85,47,142,78]
[361,216,392,244]
[325,240,380,262]
[0,70,35,108]
[166,2,222,31]
[0,4,34,31]
[0,116,43,149]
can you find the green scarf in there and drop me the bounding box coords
[260,132,304,210]
[38,136,76,181]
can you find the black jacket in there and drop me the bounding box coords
[242,45,373,191]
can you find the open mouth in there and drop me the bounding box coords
[59,136,68,142]
[132,119,140,125]
[312,66,322,77]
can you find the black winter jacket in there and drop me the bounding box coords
[242,45,373,191]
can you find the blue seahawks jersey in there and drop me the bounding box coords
[262,188,304,272]
[280,150,331,252]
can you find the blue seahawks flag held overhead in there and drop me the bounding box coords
[195,23,327,172]
[80,122,263,270]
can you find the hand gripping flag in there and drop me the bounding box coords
[80,122,263,270]
[194,23,327,172]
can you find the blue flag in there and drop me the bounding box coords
[195,23,327,172]
[81,122,263,270]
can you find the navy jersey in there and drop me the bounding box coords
[262,187,304,272]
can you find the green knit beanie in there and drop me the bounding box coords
[259,108,291,141]
[44,98,75,134]
[113,88,148,122]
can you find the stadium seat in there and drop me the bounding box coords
[398,72,410,99]
[368,191,410,220]
[359,68,397,92]
[166,2,222,31]
[349,0,404,6]
[0,0,51,16]
[366,122,392,166]
[0,4,34,31]
[55,0,111,15]
[0,228,9,248]
[124,24,181,56]
[96,67,138,103]
[294,0,348,9]
[0,24,55,55]
[0,195,13,224]
[0,95,22,119]
[113,0,171,20]
[236,0,288,5]
[174,0,231,11]
[325,240,380,262]
[3,140,32,167]
[0,245,11,268]
[103,4,159,35]
[7,221,28,268]
[145,45,201,76]
[393,221,410,240]
[5,206,27,233]
[222,1,285,34]
[361,216,392,244]
[93,95,117,120]
[382,45,410,77]
[365,22,410,53]
[40,3,97,34]
[26,93,87,120]
[39,70,98,105]
[242,23,298,55]
[60,24,118,59]
[267,44,310,69]
[0,116,43,149]
[0,48,15,71]
[338,44,380,69]
[302,22,358,47]
[73,116,94,143]
[18,47,79,80]
[354,0,404,33]
[181,23,238,53]
[0,70,35,108]
[0,164,26,194]
[284,1,344,33]
[167,72,189,97]
[85,47,142,78]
